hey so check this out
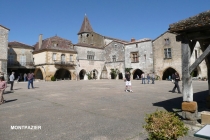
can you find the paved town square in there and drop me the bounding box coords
[0,80,208,140]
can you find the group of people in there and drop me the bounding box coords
[124,72,155,92]
[0,71,35,105]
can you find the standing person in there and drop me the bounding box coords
[151,72,155,84]
[24,73,27,82]
[27,72,34,89]
[141,72,146,84]
[9,72,15,91]
[147,74,150,84]
[171,72,181,93]
[124,71,133,92]
[0,76,7,105]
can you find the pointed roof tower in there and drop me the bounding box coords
[78,14,93,35]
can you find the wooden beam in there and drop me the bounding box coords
[189,44,210,73]
[181,37,193,101]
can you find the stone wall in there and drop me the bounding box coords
[125,40,153,78]
[0,26,9,79]
[153,32,182,79]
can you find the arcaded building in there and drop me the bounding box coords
[33,35,77,81]
[125,38,153,79]
[74,15,128,80]
[153,31,207,80]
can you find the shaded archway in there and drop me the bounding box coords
[79,69,86,80]
[54,68,71,80]
[118,73,123,79]
[191,66,201,77]
[133,69,143,80]
[162,67,177,80]
[35,69,43,80]
[91,69,98,79]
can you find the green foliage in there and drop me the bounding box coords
[125,68,133,73]
[51,76,56,81]
[110,68,119,79]
[190,71,194,77]
[143,110,188,140]
[86,72,92,80]
[155,75,160,80]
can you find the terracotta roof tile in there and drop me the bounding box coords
[34,36,76,52]
[78,15,93,35]
[8,41,33,49]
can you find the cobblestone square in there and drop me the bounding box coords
[0,80,208,140]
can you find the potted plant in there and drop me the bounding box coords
[143,110,188,140]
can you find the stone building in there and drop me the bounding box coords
[33,35,77,81]
[153,31,207,80]
[74,15,128,80]
[104,40,126,79]
[8,41,35,80]
[125,38,153,79]
[0,25,10,80]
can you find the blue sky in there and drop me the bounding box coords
[0,0,210,46]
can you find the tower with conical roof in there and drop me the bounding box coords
[77,15,104,47]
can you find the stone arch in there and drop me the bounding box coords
[101,66,108,79]
[79,69,86,80]
[162,67,179,80]
[118,72,123,79]
[54,68,71,80]
[132,69,143,80]
[191,66,201,78]
[91,69,98,79]
[34,68,44,80]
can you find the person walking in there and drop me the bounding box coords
[27,72,34,89]
[171,72,181,93]
[124,71,133,92]
[147,74,150,84]
[151,72,155,84]
[24,73,27,82]
[141,72,146,84]
[0,76,7,105]
[9,72,15,91]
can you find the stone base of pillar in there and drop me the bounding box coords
[182,101,198,121]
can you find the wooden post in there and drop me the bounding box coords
[181,37,193,101]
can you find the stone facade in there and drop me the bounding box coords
[153,31,207,80]
[125,39,153,79]
[33,35,77,81]
[7,41,35,79]
[0,25,9,80]
[104,41,125,79]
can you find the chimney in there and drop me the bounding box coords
[39,34,43,49]
[131,38,135,42]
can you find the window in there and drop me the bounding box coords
[70,55,73,61]
[87,51,95,60]
[21,49,25,54]
[195,50,198,59]
[61,54,65,63]
[52,53,56,61]
[164,38,170,45]
[112,55,116,62]
[20,55,26,66]
[164,48,171,59]
[8,55,15,65]
[130,52,139,63]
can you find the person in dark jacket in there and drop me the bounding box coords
[171,72,181,93]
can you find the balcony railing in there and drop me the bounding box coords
[53,61,76,66]
[7,61,34,67]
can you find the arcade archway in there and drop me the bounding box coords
[79,69,86,80]
[118,73,123,79]
[162,67,177,80]
[35,69,43,80]
[54,68,71,80]
[133,69,143,80]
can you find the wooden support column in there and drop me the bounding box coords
[181,37,193,101]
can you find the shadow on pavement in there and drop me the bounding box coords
[4,99,18,103]
[153,90,209,116]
